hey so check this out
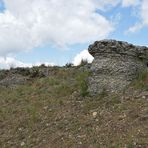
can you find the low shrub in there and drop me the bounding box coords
[76,71,90,97]
[131,69,148,90]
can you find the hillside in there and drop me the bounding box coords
[0,65,148,148]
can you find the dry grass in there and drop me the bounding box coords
[0,68,148,148]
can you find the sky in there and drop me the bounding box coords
[0,0,148,69]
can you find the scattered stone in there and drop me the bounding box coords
[142,96,146,99]
[79,141,82,145]
[118,114,126,120]
[92,112,97,118]
[46,123,49,126]
[18,128,22,131]
[95,119,99,122]
[20,141,25,146]
[43,139,46,142]
[43,106,48,110]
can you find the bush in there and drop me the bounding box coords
[79,59,89,67]
[65,63,74,68]
[76,71,90,97]
[39,64,46,68]
[30,68,40,78]
[131,69,148,90]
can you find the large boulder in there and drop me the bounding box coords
[88,39,148,95]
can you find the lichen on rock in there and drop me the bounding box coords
[88,39,148,95]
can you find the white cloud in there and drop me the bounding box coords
[122,0,140,7]
[95,0,120,11]
[0,57,54,69]
[126,0,148,33]
[0,0,115,56]
[73,50,94,66]
[140,0,148,25]
[126,23,143,33]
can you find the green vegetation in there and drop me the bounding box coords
[65,62,74,68]
[126,143,135,148]
[131,69,148,90]
[76,71,90,97]
[79,59,89,66]
[0,68,148,148]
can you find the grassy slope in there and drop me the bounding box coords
[0,68,148,148]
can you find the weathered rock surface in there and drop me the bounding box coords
[0,66,68,87]
[0,74,27,87]
[0,67,46,87]
[88,39,148,95]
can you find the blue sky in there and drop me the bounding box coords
[0,0,4,11]
[0,0,148,69]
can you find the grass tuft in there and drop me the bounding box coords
[131,69,148,90]
[76,71,90,97]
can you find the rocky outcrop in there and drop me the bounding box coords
[0,67,46,87]
[88,39,148,95]
[0,74,28,87]
[0,66,63,87]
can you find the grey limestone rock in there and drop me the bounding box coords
[0,74,27,87]
[88,39,148,95]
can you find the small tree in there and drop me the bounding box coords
[65,63,74,68]
[79,59,88,66]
